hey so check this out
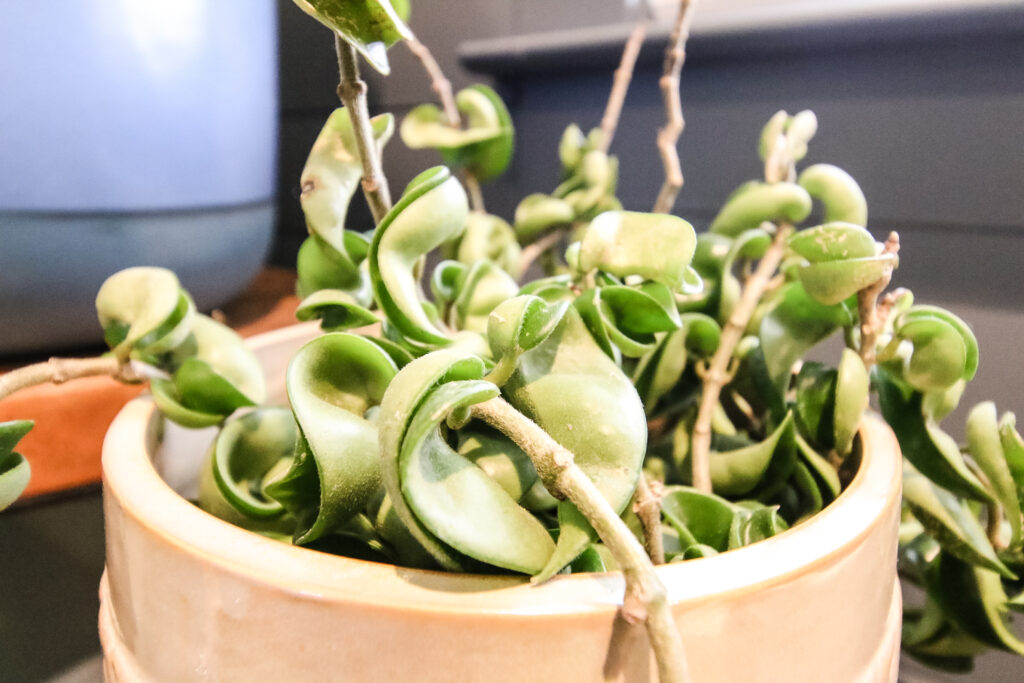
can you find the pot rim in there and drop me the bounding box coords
[102,323,901,617]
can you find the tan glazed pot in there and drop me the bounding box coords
[99,324,903,682]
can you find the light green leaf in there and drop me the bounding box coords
[295,289,379,331]
[96,267,194,358]
[710,182,812,237]
[709,412,796,497]
[797,164,868,226]
[578,211,697,291]
[0,420,33,511]
[788,222,877,263]
[967,402,1022,549]
[291,0,412,74]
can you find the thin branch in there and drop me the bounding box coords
[0,356,138,402]
[690,224,794,492]
[463,172,486,213]
[517,229,566,279]
[335,35,392,223]
[856,232,901,369]
[404,36,461,127]
[633,473,666,565]
[598,20,649,153]
[652,0,697,214]
[404,36,487,213]
[471,397,688,683]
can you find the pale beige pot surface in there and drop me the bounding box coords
[99,324,902,682]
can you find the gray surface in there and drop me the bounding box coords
[0,202,274,355]
[0,492,105,683]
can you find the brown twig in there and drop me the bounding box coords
[598,20,650,153]
[404,36,487,213]
[856,232,900,368]
[404,36,461,127]
[690,224,794,492]
[652,0,697,214]
[335,35,392,223]
[633,473,666,565]
[0,356,139,402]
[471,397,688,682]
[517,229,566,279]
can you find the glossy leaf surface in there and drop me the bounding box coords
[709,182,812,237]
[797,164,868,226]
[578,211,697,291]
[291,0,412,74]
[96,267,194,358]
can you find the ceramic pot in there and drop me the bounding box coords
[99,324,902,682]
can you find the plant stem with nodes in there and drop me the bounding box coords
[633,472,666,565]
[652,0,697,214]
[404,35,486,213]
[335,35,392,223]
[690,223,794,492]
[470,397,689,683]
[0,356,139,402]
[856,232,901,369]
[598,19,650,153]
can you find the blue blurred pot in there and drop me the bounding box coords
[0,0,278,354]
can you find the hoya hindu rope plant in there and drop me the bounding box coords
[1,0,1023,679]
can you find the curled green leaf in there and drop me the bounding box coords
[291,0,412,74]
[798,254,897,306]
[454,212,521,278]
[0,420,33,511]
[272,333,399,544]
[797,163,868,226]
[708,412,797,497]
[369,166,468,345]
[513,194,575,243]
[709,182,812,237]
[788,222,877,263]
[295,289,379,331]
[198,408,297,534]
[966,402,1022,549]
[577,211,697,291]
[96,267,194,358]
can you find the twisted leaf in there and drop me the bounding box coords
[295,233,373,304]
[966,402,1022,548]
[0,421,33,511]
[197,408,297,535]
[513,194,575,243]
[709,181,812,237]
[291,0,412,74]
[577,211,697,292]
[888,306,978,393]
[295,289,379,331]
[400,85,514,181]
[96,267,194,359]
[270,333,399,544]
[369,167,468,345]
[502,308,647,580]
[453,212,521,277]
[708,412,797,497]
[575,282,681,361]
[797,164,868,226]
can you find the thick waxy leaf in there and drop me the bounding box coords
[927,553,1024,655]
[513,194,575,243]
[291,0,412,74]
[660,486,737,552]
[455,212,521,278]
[275,333,399,543]
[877,369,990,502]
[903,467,1013,578]
[374,493,438,569]
[578,211,697,291]
[0,420,33,511]
[399,380,555,574]
[891,306,978,392]
[197,409,297,534]
[96,267,194,358]
[759,282,851,393]
[486,295,569,387]
[967,402,1022,549]
[458,427,539,501]
[151,315,266,427]
[575,283,681,361]
[295,289,379,331]
[632,329,687,412]
[797,164,868,226]
[795,434,841,501]
[999,413,1024,499]
[379,350,490,570]
[794,362,836,449]
[503,308,647,580]
[834,348,869,456]
[301,108,394,252]
[709,182,812,237]
[728,504,789,549]
[449,260,519,334]
[709,412,796,497]
[401,85,514,181]
[788,222,877,263]
[798,254,897,306]
[296,234,373,304]
[369,167,469,345]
